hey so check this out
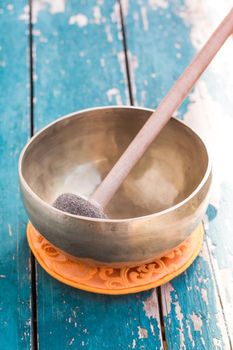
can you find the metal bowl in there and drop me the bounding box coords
[19,106,212,266]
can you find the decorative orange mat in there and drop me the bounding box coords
[27,222,203,295]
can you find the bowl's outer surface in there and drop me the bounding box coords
[19,107,212,266]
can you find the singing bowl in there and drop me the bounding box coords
[19,106,212,266]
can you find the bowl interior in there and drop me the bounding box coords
[21,108,209,219]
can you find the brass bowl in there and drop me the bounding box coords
[19,106,212,266]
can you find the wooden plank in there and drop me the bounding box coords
[123,0,232,348]
[32,1,163,349]
[161,242,230,349]
[178,2,233,344]
[0,1,31,349]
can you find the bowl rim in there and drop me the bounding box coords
[18,105,212,223]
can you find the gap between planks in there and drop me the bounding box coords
[118,0,167,347]
[29,0,38,349]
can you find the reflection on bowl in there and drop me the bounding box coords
[19,106,211,266]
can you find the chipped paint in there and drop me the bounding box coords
[39,36,48,43]
[140,6,148,31]
[7,224,12,237]
[117,51,130,102]
[183,0,232,49]
[140,90,146,106]
[69,14,88,27]
[213,338,222,347]
[100,57,105,67]
[48,0,65,14]
[150,323,155,336]
[148,0,168,10]
[190,313,203,333]
[180,16,233,341]
[133,11,139,21]
[182,0,233,195]
[105,25,113,42]
[117,51,126,76]
[0,60,6,68]
[111,2,121,31]
[161,282,174,316]
[186,320,195,347]
[93,6,101,24]
[106,88,122,105]
[201,288,208,305]
[219,268,233,304]
[161,242,230,348]
[19,4,29,21]
[175,302,185,349]
[127,51,138,102]
[205,200,233,343]
[7,4,14,11]
[32,0,66,23]
[68,337,75,346]
[183,81,233,199]
[32,29,41,36]
[121,0,129,17]
[137,326,148,339]
[143,289,159,320]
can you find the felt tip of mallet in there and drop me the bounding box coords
[53,193,107,219]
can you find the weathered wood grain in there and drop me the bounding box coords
[32,1,163,349]
[162,242,230,349]
[179,2,233,345]
[0,1,31,348]
[123,0,233,348]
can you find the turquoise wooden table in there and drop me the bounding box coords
[0,1,233,349]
